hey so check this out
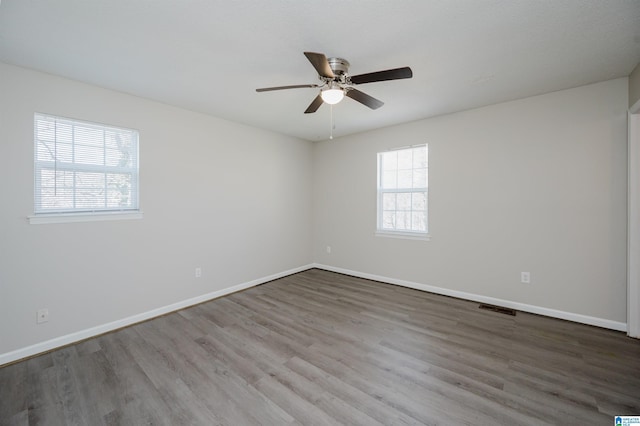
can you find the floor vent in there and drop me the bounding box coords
[479,304,516,316]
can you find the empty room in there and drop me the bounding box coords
[1,1,640,425]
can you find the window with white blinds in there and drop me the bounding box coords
[34,113,139,216]
[377,144,428,237]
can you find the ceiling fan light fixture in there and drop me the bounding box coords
[256,51,413,114]
[321,86,344,105]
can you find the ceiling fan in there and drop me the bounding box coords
[256,52,413,114]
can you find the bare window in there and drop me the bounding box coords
[377,144,428,236]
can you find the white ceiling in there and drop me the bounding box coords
[1,1,639,141]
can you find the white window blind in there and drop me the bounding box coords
[34,113,139,215]
[377,144,428,235]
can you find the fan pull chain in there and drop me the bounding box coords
[330,104,334,140]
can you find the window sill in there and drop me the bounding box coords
[375,230,431,241]
[28,210,143,225]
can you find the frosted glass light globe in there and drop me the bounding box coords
[321,88,344,105]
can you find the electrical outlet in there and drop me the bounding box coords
[326,246,331,254]
[521,272,531,284]
[36,308,49,324]
[195,267,202,278]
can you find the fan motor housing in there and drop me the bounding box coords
[327,57,350,75]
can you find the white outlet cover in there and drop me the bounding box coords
[36,308,49,324]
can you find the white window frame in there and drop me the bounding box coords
[29,113,142,224]
[376,144,429,240]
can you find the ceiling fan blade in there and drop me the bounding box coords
[345,89,384,109]
[304,52,335,79]
[256,84,319,92]
[350,67,413,85]
[304,94,324,114]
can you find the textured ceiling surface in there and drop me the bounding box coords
[1,1,639,141]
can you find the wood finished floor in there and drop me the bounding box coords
[1,269,639,425]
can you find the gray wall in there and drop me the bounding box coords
[313,78,628,324]
[0,63,313,358]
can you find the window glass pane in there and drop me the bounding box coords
[397,193,411,210]
[413,146,427,168]
[396,211,410,230]
[76,191,104,209]
[56,123,73,144]
[75,144,104,166]
[398,149,412,170]
[382,211,395,229]
[382,171,397,189]
[397,170,412,188]
[383,193,396,210]
[40,188,73,210]
[105,148,120,167]
[36,121,55,142]
[106,133,134,167]
[412,192,426,210]
[39,169,73,188]
[36,141,55,162]
[107,173,132,207]
[56,142,73,163]
[76,171,104,188]
[412,212,426,231]
[382,151,397,171]
[75,126,103,147]
[413,168,427,188]
[107,189,131,208]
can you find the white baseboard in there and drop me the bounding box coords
[313,263,628,332]
[0,264,315,367]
